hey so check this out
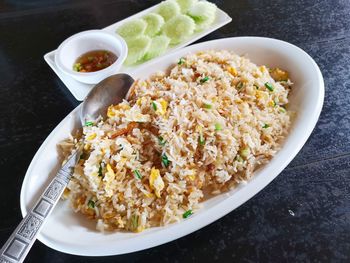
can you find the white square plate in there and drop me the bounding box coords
[44,2,232,101]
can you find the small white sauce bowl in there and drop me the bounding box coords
[55,30,127,84]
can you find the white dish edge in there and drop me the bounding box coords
[24,37,324,256]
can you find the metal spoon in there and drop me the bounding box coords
[0,73,134,263]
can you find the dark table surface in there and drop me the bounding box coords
[1,0,350,262]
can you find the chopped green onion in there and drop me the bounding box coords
[240,147,250,159]
[236,155,244,162]
[183,209,193,218]
[215,123,222,131]
[161,153,170,167]
[85,121,94,126]
[254,84,259,90]
[88,200,95,209]
[200,76,210,83]
[98,163,103,177]
[279,80,289,86]
[129,214,139,231]
[265,82,274,91]
[152,101,157,111]
[203,103,212,109]
[199,134,205,146]
[88,56,94,61]
[237,82,244,90]
[178,57,185,65]
[279,106,286,113]
[133,169,142,179]
[158,136,167,146]
[262,123,270,128]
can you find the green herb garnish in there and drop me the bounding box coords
[236,155,244,162]
[203,103,212,109]
[98,163,103,177]
[200,76,210,83]
[129,214,139,231]
[237,82,244,90]
[178,57,185,65]
[199,133,205,146]
[215,123,222,131]
[152,101,157,111]
[133,170,142,179]
[240,147,250,159]
[183,210,193,218]
[161,153,170,167]
[279,106,286,113]
[158,136,166,146]
[254,84,259,90]
[85,121,94,126]
[265,82,274,91]
[262,123,270,128]
[88,200,95,209]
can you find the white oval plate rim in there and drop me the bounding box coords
[21,36,324,256]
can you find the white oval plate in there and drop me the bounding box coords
[21,37,324,256]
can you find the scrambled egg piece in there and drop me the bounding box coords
[256,90,269,103]
[107,106,115,118]
[188,171,196,181]
[136,97,147,106]
[259,65,267,73]
[270,68,289,81]
[104,164,116,197]
[268,100,275,107]
[182,168,197,181]
[144,192,155,198]
[124,106,150,122]
[107,104,131,118]
[149,167,164,198]
[83,143,90,151]
[86,133,96,141]
[226,66,238,77]
[155,99,168,115]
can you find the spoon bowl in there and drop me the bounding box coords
[80,73,134,124]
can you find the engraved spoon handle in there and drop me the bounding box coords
[0,149,81,263]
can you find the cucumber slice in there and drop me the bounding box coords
[157,0,181,21]
[143,13,165,37]
[163,14,195,44]
[188,1,217,30]
[124,36,151,65]
[143,35,171,61]
[176,0,198,13]
[116,19,147,39]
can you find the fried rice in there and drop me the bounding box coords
[60,50,292,232]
